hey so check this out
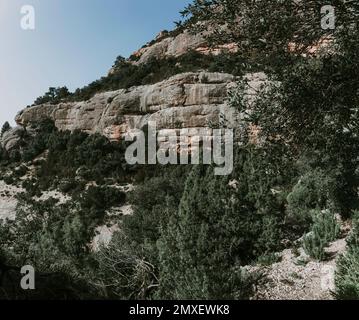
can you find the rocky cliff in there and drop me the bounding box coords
[8,28,244,148]
[15,72,239,142]
[2,24,329,149]
[112,29,238,68]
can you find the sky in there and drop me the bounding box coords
[0,0,191,126]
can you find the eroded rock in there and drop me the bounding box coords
[16,72,239,141]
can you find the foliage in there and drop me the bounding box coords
[302,210,340,261]
[256,253,281,266]
[33,87,71,105]
[94,143,294,300]
[32,51,249,105]
[1,121,11,137]
[1,0,358,300]
[224,2,359,218]
[0,184,126,286]
[286,170,334,232]
[5,119,133,192]
[179,0,355,62]
[0,199,126,298]
[335,213,359,300]
[92,231,159,299]
[36,129,130,188]
[156,153,287,299]
[93,165,190,299]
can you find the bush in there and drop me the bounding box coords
[58,179,78,193]
[93,165,190,299]
[13,165,28,178]
[33,87,71,105]
[302,210,340,261]
[157,165,262,299]
[256,253,281,266]
[3,175,14,185]
[92,231,158,299]
[335,213,359,299]
[286,170,334,232]
[1,121,11,137]
[18,124,131,193]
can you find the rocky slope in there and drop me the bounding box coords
[0,23,350,301]
[114,29,238,67]
[248,238,347,300]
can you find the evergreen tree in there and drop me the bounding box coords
[158,166,239,299]
[1,121,11,137]
[157,164,261,299]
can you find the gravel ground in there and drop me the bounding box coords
[247,238,347,300]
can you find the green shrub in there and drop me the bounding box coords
[33,87,71,105]
[256,253,281,266]
[1,121,11,137]
[0,184,125,276]
[303,233,327,261]
[3,175,14,185]
[335,213,359,299]
[58,179,78,193]
[16,122,131,193]
[335,250,359,300]
[157,165,265,299]
[286,170,334,232]
[302,210,340,261]
[93,165,189,299]
[13,165,28,178]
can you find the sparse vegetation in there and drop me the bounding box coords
[32,51,250,105]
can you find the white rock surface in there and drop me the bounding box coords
[0,181,23,221]
[15,72,238,142]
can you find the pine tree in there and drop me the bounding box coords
[1,121,11,138]
[157,165,258,299]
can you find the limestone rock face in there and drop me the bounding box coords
[128,30,238,66]
[131,30,207,64]
[15,72,238,141]
[1,127,25,151]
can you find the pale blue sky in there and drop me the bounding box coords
[0,0,191,126]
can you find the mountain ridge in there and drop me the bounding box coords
[2,27,244,150]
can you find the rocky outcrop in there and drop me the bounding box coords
[1,127,25,151]
[11,25,248,145]
[131,30,207,64]
[15,72,240,141]
[109,29,238,70]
